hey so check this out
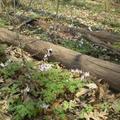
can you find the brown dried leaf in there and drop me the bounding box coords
[0,78,4,83]
[76,88,89,97]
[84,110,108,120]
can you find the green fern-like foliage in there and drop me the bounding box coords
[32,68,84,103]
[0,62,22,79]
[9,100,40,120]
[1,62,84,120]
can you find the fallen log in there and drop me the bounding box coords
[24,17,120,55]
[0,28,120,91]
[5,13,120,56]
[88,31,120,43]
[66,27,120,56]
[82,33,120,55]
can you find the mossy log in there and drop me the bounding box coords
[0,28,120,91]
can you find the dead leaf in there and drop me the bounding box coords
[85,83,98,90]
[83,110,108,120]
[0,78,4,83]
[76,88,89,97]
[112,99,120,112]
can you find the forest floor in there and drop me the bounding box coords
[0,0,120,120]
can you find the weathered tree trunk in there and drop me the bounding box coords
[0,28,120,91]
[88,31,120,43]
[82,33,120,55]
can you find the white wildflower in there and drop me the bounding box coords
[23,85,30,93]
[5,59,12,66]
[80,39,84,45]
[79,39,84,47]
[84,72,90,77]
[79,70,83,74]
[88,26,93,31]
[39,63,52,72]
[71,69,75,73]
[0,63,5,67]
[81,75,85,80]
[41,103,49,109]
[71,69,83,74]
[0,59,12,68]
[75,69,80,73]
[43,54,48,61]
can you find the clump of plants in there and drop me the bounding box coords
[0,61,84,120]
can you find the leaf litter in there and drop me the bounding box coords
[0,40,120,120]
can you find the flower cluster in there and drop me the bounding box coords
[39,63,53,72]
[0,59,12,68]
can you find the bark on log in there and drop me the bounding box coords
[88,31,120,43]
[73,28,120,55]
[83,33,120,55]
[0,28,120,91]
